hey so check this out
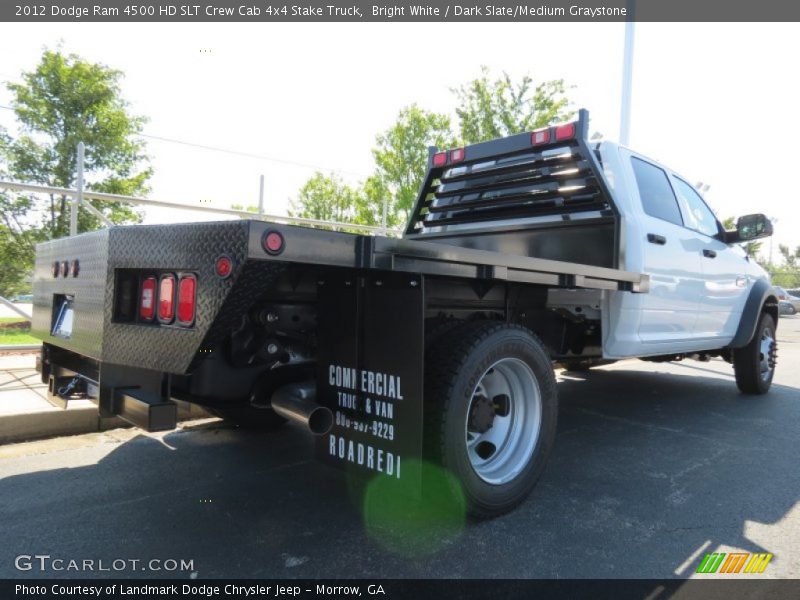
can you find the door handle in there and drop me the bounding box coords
[647,233,667,245]
[703,249,717,258]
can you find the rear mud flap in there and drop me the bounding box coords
[315,272,424,496]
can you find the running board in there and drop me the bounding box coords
[113,388,177,432]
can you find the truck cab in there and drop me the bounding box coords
[597,142,770,357]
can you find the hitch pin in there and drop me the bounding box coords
[57,376,80,398]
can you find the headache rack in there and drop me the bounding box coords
[405,109,621,270]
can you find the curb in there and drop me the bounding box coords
[0,400,213,445]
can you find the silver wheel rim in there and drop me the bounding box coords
[465,358,542,485]
[759,327,777,382]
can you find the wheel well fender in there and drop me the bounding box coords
[729,279,778,349]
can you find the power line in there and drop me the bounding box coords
[0,104,369,177]
[137,132,368,177]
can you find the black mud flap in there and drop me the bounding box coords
[315,271,424,497]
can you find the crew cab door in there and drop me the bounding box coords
[628,155,706,348]
[669,176,749,343]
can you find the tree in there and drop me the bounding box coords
[0,49,151,294]
[771,244,800,288]
[289,172,364,224]
[291,68,573,231]
[453,66,574,145]
[778,244,800,270]
[372,105,454,227]
[722,216,763,258]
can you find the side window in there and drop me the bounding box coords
[630,157,683,226]
[672,177,720,238]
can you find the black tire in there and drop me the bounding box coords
[733,312,777,395]
[425,321,558,518]
[425,317,463,348]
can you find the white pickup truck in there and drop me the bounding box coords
[33,109,777,517]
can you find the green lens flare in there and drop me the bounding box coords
[361,459,466,558]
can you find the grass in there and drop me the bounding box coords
[0,317,37,345]
[0,329,39,345]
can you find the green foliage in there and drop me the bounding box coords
[0,328,39,346]
[230,203,259,213]
[289,172,365,224]
[0,49,151,295]
[722,216,763,258]
[291,67,573,231]
[778,244,800,270]
[771,245,800,288]
[453,66,574,145]
[771,267,799,289]
[372,105,454,225]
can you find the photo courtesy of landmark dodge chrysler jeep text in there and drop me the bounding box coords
[31,109,777,517]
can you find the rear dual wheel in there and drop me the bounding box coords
[425,322,558,518]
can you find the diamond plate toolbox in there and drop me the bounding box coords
[32,220,288,374]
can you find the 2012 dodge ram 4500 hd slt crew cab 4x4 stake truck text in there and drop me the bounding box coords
[32,110,777,517]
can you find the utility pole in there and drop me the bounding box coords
[258,174,265,217]
[768,217,779,267]
[619,20,635,146]
[71,142,85,236]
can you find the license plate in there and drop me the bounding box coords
[51,295,75,339]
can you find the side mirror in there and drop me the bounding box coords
[723,213,773,244]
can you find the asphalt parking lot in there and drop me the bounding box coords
[1,316,798,580]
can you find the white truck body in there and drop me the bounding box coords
[546,141,769,359]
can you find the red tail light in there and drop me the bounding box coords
[450,148,465,163]
[140,276,156,321]
[177,275,197,325]
[531,129,551,145]
[158,275,175,322]
[432,152,447,167]
[555,123,576,141]
[262,231,285,255]
[215,255,233,278]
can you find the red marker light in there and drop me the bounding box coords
[70,259,80,277]
[53,261,60,278]
[555,123,576,141]
[177,275,196,325]
[139,277,156,321]
[158,275,176,322]
[60,261,70,278]
[531,129,551,145]
[432,152,448,168]
[262,231,285,255]
[215,255,233,278]
[450,148,465,163]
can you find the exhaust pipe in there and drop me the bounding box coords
[270,381,333,436]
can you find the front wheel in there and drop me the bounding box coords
[425,322,558,518]
[733,312,777,395]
